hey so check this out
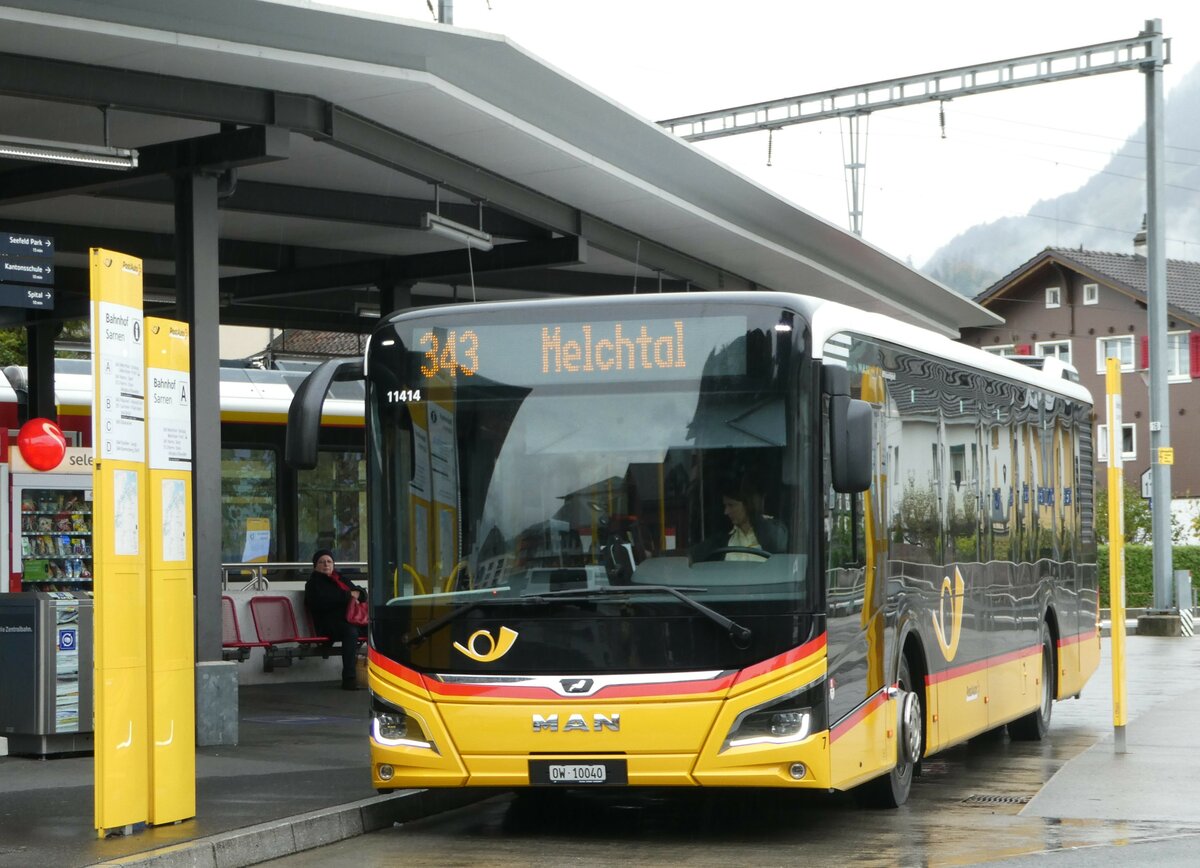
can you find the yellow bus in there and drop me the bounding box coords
[287,292,1100,807]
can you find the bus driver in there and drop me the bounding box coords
[692,474,787,562]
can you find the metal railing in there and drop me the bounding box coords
[221,561,368,591]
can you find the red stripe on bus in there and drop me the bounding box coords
[368,647,425,688]
[369,633,827,701]
[1058,629,1098,648]
[829,688,890,743]
[925,643,1040,686]
[991,644,1042,667]
[731,633,827,687]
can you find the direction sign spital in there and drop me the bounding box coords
[0,282,53,309]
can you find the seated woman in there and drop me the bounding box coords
[304,549,366,690]
[691,477,787,562]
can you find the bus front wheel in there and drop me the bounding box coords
[854,654,921,809]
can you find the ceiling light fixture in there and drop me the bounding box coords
[422,212,493,252]
[0,134,138,170]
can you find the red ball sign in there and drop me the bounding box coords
[17,417,67,471]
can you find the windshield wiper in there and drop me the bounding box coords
[401,587,540,646]
[403,600,485,647]
[522,585,753,649]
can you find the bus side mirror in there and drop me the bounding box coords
[285,357,364,470]
[822,363,871,493]
[830,395,872,494]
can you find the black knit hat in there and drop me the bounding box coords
[312,548,334,566]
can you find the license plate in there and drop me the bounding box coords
[528,759,628,786]
[552,764,606,783]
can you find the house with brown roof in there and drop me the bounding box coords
[958,234,1200,540]
[248,329,370,367]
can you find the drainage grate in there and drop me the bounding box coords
[961,793,1032,805]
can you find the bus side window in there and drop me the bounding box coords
[826,490,863,570]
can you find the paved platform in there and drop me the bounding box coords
[1024,632,1200,825]
[0,679,489,868]
[3,635,1199,867]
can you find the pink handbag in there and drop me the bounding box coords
[345,598,368,626]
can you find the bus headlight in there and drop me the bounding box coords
[721,681,825,752]
[371,696,439,753]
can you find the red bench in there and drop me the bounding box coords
[222,595,270,662]
[249,595,332,671]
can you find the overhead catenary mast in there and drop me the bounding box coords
[659,30,1165,238]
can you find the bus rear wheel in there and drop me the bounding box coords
[854,655,921,809]
[1009,621,1055,741]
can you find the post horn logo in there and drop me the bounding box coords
[453,627,519,662]
[932,566,965,662]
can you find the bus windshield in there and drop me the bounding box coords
[366,301,815,672]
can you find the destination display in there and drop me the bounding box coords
[407,315,747,386]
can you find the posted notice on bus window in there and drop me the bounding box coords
[97,301,146,463]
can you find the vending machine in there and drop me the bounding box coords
[8,445,94,594]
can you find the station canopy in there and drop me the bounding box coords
[0,0,998,338]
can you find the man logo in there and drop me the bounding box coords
[532,713,620,733]
[561,678,594,694]
[453,626,518,662]
[932,566,965,661]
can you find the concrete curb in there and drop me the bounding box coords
[93,789,499,868]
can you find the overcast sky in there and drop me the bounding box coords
[322,1,1200,266]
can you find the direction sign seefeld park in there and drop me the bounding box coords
[0,231,54,310]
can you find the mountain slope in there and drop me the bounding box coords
[922,62,1200,296]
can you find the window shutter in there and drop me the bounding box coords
[1140,335,1149,370]
[1016,343,1032,355]
[1191,331,1200,378]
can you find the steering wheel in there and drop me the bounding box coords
[695,545,771,563]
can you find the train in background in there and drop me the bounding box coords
[1,358,365,592]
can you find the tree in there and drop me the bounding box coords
[897,480,940,551]
[57,320,90,359]
[0,327,25,368]
[1095,482,1152,544]
[0,321,91,368]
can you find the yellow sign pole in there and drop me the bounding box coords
[1106,357,1128,754]
[91,249,149,834]
[145,318,196,824]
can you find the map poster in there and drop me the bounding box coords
[160,479,187,562]
[113,468,140,556]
